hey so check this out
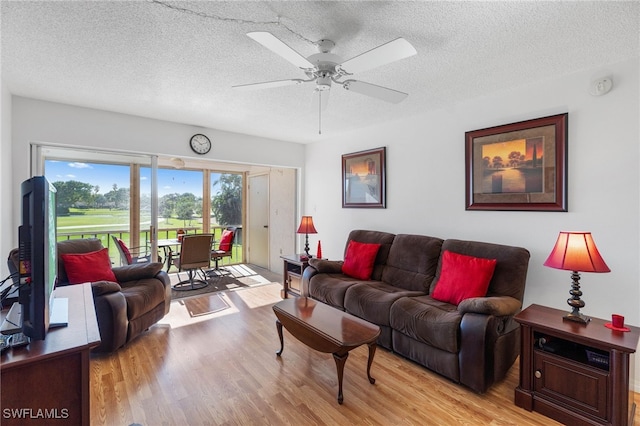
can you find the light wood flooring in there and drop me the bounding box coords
[89,269,640,425]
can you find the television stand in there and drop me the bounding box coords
[0,283,100,425]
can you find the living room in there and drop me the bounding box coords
[1,1,639,425]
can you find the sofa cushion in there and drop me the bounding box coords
[121,278,167,321]
[342,240,381,280]
[390,295,463,354]
[344,230,395,281]
[431,250,497,305]
[57,238,104,284]
[429,239,530,301]
[61,248,118,285]
[344,281,425,326]
[308,273,362,310]
[218,230,234,251]
[381,234,443,292]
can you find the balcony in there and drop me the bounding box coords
[57,226,243,272]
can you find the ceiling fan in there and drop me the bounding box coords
[233,32,417,111]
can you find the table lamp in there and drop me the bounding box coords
[296,216,318,258]
[543,231,610,324]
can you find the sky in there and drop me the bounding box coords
[45,160,223,197]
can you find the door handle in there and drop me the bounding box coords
[263,225,269,228]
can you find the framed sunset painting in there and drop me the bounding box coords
[342,147,386,208]
[465,113,567,211]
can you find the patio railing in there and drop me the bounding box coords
[57,226,243,271]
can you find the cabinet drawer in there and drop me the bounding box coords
[534,350,608,420]
[288,272,302,294]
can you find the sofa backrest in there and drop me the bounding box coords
[429,239,530,301]
[57,238,105,285]
[344,230,396,281]
[381,234,443,292]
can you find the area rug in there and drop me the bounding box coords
[169,264,279,301]
[181,293,230,317]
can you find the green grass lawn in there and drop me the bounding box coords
[58,208,130,228]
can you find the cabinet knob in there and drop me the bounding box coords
[535,370,542,379]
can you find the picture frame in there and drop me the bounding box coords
[342,147,386,208]
[465,113,567,211]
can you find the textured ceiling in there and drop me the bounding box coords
[1,1,638,144]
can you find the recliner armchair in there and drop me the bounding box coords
[8,238,171,353]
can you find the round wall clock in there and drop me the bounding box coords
[189,134,211,155]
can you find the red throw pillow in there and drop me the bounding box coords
[218,230,234,251]
[431,250,497,305]
[61,248,118,284]
[116,238,133,264]
[341,240,381,280]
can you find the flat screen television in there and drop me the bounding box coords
[18,176,57,340]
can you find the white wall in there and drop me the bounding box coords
[304,58,640,388]
[8,97,306,248]
[0,82,13,279]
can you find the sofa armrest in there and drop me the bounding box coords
[90,280,122,297]
[112,262,163,282]
[92,290,128,353]
[457,296,522,317]
[308,258,344,273]
[154,270,172,315]
[458,310,521,393]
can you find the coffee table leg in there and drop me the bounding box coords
[276,319,284,356]
[367,342,377,384]
[333,352,349,404]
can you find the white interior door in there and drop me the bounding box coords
[248,174,269,269]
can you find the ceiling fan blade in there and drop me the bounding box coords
[247,31,314,69]
[342,80,408,103]
[311,89,330,111]
[232,79,306,91]
[339,38,417,74]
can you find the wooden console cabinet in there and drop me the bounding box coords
[1,283,101,426]
[515,304,639,426]
[281,254,310,298]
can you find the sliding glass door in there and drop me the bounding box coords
[34,145,157,266]
[34,145,246,268]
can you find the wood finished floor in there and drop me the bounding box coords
[90,274,640,425]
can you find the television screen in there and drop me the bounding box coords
[19,176,57,340]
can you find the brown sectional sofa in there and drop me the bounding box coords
[302,230,530,393]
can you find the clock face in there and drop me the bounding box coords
[190,134,211,155]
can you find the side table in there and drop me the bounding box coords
[280,254,311,298]
[514,304,639,425]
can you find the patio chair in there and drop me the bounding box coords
[209,227,236,277]
[171,233,214,291]
[112,236,160,266]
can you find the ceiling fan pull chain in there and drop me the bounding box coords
[318,91,322,135]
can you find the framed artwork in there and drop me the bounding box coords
[465,113,568,211]
[342,147,386,208]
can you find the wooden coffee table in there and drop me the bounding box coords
[272,297,381,404]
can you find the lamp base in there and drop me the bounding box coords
[563,311,590,324]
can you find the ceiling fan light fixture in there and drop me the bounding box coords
[316,75,332,91]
